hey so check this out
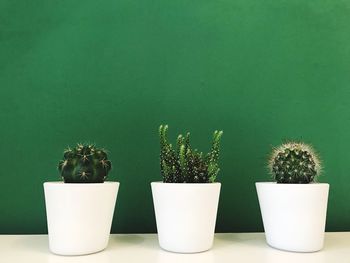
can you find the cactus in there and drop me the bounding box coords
[159,125,223,183]
[58,143,112,183]
[268,142,321,184]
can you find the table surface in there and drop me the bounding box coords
[1,233,350,263]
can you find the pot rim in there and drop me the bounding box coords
[151,181,221,186]
[44,181,119,186]
[255,182,329,186]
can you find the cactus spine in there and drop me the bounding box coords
[159,125,223,183]
[58,143,112,183]
[268,142,321,184]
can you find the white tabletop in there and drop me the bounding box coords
[1,233,349,263]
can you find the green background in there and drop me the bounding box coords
[0,0,349,234]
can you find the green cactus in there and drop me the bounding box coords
[58,143,112,183]
[159,125,223,183]
[268,142,321,184]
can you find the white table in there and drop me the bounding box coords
[1,233,349,262]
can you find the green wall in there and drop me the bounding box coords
[0,0,349,234]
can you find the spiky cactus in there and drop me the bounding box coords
[58,143,112,183]
[268,142,321,184]
[159,125,223,183]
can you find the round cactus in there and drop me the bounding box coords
[58,143,112,183]
[268,142,321,184]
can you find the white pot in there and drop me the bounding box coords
[151,182,221,253]
[44,182,119,255]
[256,182,329,252]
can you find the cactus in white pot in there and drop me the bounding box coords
[44,143,119,256]
[256,141,329,252]
[152,125,223,253]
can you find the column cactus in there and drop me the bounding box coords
[58,143,112,183]
[268,142,321,184]
[159,125,223,183]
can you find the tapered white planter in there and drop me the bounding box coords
[44,182,119,256]
[151,182,221,253]
[256,182,329,252]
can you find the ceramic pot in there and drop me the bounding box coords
[256,182,329,252]
[44,182,119,255]
[151,182,221,253]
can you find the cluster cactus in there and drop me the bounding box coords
[58,143,112,183]
[159,125,223,183]
[268,142,321,184]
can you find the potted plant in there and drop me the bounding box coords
[256,142,329,252]
[151,125,223,253]
[44,143,119,256]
